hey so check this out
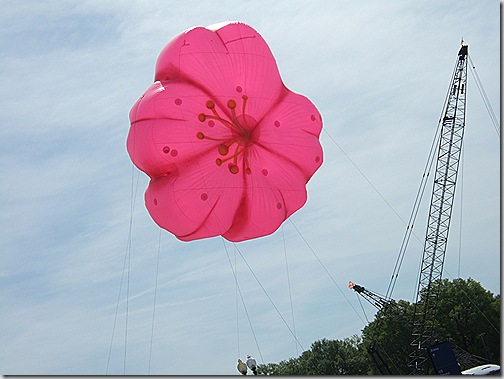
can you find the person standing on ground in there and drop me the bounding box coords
[237,359,247,375]
[246,355,257,375]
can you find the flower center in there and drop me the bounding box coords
[197,95,259,175]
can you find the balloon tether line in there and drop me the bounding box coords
[282,225,298,356]
[106,165,140,374]
[222,239,265,364]
[233,243,306,353]
[147,229,162,374]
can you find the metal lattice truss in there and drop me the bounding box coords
[348,282,389,310]
[408,45,468,374]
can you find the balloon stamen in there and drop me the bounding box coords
[198,96,257,174]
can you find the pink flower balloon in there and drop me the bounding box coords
[127,21,323,242]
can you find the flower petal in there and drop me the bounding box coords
[256,91,324,181]
[127,81,237,178]
[145,149,244,241]
[154,22,284,121]
[128,22,324,243]
[222,144,308,242]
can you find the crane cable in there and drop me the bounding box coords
[354,291,370,324]
[385,51,464,301]
[388,52,499,301]
[385,121,442,300]
[457,151,464,278]
[468,54,500,138]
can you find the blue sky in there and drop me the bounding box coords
[0,0,500,375]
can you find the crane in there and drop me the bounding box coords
[408,43,468,374]
[348,281,389,311]
[348,281,395,374]
[350,43,470,375]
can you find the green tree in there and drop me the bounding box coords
[362,278,500,374]
[258,278,499,375]
[430,278,500,364]
[303,336,370,375]
[258,335,370,375]
[360,299,414,374]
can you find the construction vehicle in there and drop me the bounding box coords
[351,43,480,374]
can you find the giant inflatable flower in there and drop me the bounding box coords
[127,21,323,242]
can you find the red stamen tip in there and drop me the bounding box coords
[218,144,229,156]
[229,164,239,174]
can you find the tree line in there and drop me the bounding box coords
[257,278,500,375]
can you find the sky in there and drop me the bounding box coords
[0,0,500,375]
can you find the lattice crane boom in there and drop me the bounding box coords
[348,281,389,310]
[408,43,469,374]
[349,44,470,375]
[348,281,394,375]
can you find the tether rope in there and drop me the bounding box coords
[234,244,241,359]
[288,219,366,325]
[233,242,306,353]
[323,129,417,235]
[147,229,162,374]
[223,239,265,364]
[282,225,298,356]
[106,165,140,375]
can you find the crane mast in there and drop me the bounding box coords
[350,44,470,374]
[408,43,469,374]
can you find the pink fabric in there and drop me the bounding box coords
[127,22,323,242]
